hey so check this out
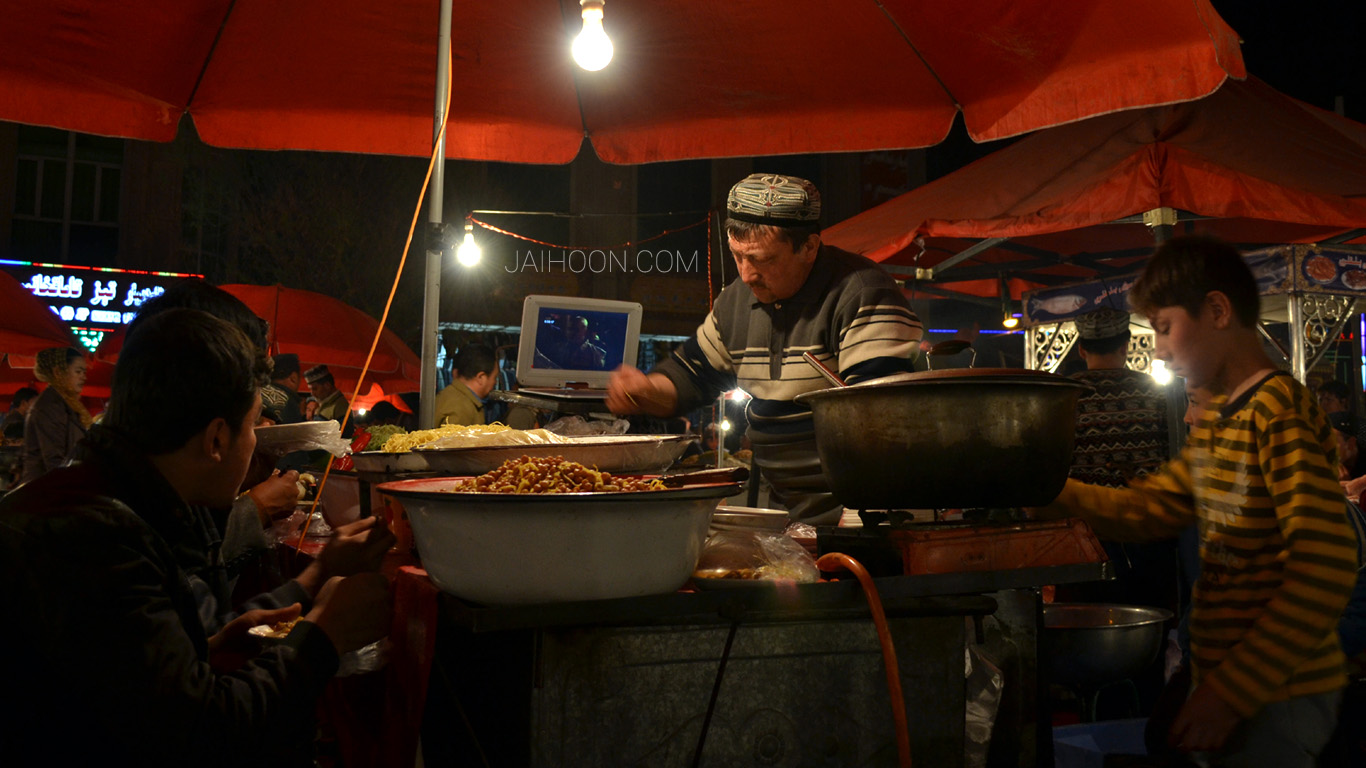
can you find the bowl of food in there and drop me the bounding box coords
[378,455,740,605]
[417,433,697,475]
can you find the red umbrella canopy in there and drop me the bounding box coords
[220,284,419,377]
[92,284,420,394]
[350,383,415,414]
[0,271,80,356]
[0,0,1244,163]
[823,77,1366,299]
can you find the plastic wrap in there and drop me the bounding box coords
[964,644,1004,768]
[544,414,631,436]
[692,530,819,584]
[253,420,352,457]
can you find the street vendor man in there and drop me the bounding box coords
[607,173,923,524]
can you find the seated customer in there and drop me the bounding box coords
[435,344,497,427]
[20,345,91,483]
[2,386,38,440]
[0,309,392,767]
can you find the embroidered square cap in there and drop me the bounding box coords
[1075,307,1131,339]
[304,364,333,384]
[726,173,821,225]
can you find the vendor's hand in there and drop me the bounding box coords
[605,366,678,417]
[317,516,396,580]
[207,603,302,666]
[1167,682,1243,754]
[305,574,392,654]
[247,469,302,522]
[1343,474,1366,502]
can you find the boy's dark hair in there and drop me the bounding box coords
[10,387,38,410]
[1318,379,1353,402]
[126,280,268,351]
[1129,235,1259,328]
[1078,334,1129,356]
[454,344,497,380]
[105,309,270,455]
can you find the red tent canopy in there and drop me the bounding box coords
[0,0,1244,163]
[93,284,421,395]
[823,77,1366,300]
[0,271,80,357]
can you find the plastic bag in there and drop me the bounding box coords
[543,414,630,436]
[964,644,1004,768]
[337,637,391,677]
[692,530,820,584]
[253,420,352,457]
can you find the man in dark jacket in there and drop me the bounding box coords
[0,309,392,767]
[261,352,305,425]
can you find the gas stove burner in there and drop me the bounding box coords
[857,507,1029,529]
[819,517,1109,577]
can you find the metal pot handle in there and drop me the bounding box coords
[925,339,976,370]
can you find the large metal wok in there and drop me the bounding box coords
[793,368,1090,510]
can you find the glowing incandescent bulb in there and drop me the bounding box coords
[456,223,482,267]
[573,0,613,71]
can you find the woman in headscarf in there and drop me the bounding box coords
[20,346,91,484]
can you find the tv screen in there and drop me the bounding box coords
[531,307,631,372]
[516,295,642,389]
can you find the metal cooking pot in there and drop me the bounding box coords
[793,368,1090,510]
[1042,604,1174,688]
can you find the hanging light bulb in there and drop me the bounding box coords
[572,0,613,71]
[1150,358,1173,385]
[999,275,1018,329]
[718,419,732,432]
[456,222,482,267]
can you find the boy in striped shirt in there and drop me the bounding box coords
[1038,236,1358,766]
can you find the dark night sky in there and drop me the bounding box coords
[1215,0,1365,122]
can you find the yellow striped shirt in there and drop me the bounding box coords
[1050,372,1359,717]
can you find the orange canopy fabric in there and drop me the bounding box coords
[0,0,1244,163]
[823,77,1366,298]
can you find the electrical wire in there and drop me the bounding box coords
[467,213,707,250]
[297,48,454,545]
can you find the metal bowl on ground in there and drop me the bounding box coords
[415,434,696,476]
[793,368,1090,510]
[1042,604,1174,688]
[376,476,740,605]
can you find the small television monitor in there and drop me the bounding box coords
[515,295,643,390]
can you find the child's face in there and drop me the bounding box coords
[1149,303,1215,389]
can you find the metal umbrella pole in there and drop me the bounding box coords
[420,0,454,430]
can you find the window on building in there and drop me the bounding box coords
[11,126,122,266]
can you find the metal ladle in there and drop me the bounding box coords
[802,352,846,387]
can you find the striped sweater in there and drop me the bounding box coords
[654,245,923,523]
[1050,371,1359,717]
